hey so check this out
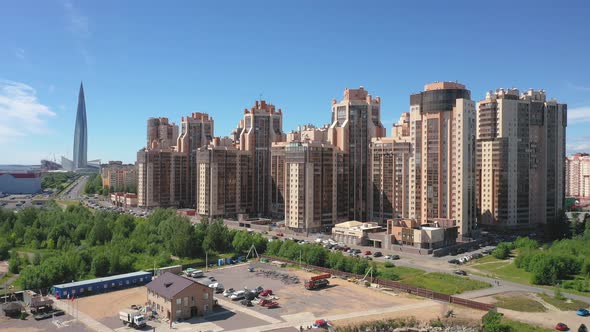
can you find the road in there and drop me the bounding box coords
[60,175,89,200]
[227,224,590,304]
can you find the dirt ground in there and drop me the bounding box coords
[0,261,8,273]
[74,286,148,320]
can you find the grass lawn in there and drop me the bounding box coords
[470,259,533,285]
[376,262,425,281]
[502,318,553,332]
[493,294,547,312]
[538,293,590,311]
[399,272,491,295]
[0,272,14,285]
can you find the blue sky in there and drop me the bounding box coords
[1,0,589,164]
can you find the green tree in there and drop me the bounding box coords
[9,251,22,274]
[0,237,12,260]
[91,253,110,277]
[492,242,512,259]
[482,310,511,332]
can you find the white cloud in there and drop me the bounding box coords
[568,106,590,123]
[0,80,56,142]
[14,48,25,60]
[567,136,590,154]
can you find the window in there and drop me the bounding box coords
[176,298,182,305]
[203,292,209,300]
[184,297,188,306]
[176,309,182,317]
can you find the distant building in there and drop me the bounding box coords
[332,220,383,246]
[233,100,285,216]
[328,87,386,221]
[146,272,213,321]
[477,89,567,228]
[73,82,88,170]
[408,82,476,239]
[0,170,41,194]
[101,161,137,192]
[110,192,138,207]
[195,138,251,219]
[386,219,458,250]
[566,153,590,198]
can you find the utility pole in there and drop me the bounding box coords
[205,251,208,272]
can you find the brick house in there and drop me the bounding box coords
[146,272,213,321]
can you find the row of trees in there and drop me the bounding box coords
[265,239,388,279]
[0,204,267,290]
[83,173,107,195]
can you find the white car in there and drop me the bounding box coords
[223,288,235,297]
[230,290,246,301]
[315,238,323,243]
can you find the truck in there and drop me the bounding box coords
[304,273,331,290]
[119,309,146,328]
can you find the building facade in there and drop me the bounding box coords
[370,136,411,222]
[196,138,250,219]
[177,113,214,208]
[146,272,213,321]
[101,161,137,193]
[234,100,285,216]
[328,87,386,221]
[566,153,590,198]
[408,82,477,239]
[476,89,567,227]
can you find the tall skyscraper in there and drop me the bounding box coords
[408,82,476,238]
[477,89,567,227]
[73,82,88,169]
[234,100,285,216]
[328,87,386,221]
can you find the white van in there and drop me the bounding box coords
[191,270,204,278]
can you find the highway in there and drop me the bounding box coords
[60,175,89,200]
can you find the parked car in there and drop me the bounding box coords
[230,290,246,301]
[448,259,460,264]
[555,322,568,331]
[453,270,467,276]
[259,289,273,297]
[577,308,590,317]
[364,250,372,255]
[223,288,235,297]
[373,251,383,257]
[390,255,400,260]
[276,232,284,237]
[579,324,588,332]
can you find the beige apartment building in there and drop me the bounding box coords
[177,112,214,208]
[328,87,386,222]
[408,82,477,239]
[101,161,137,192]
[233,100,285,216]
[476,89,567,228]
[195,137,251,219]
[566,153,590,198]
[370,136,411,222]
[146,272,213,321]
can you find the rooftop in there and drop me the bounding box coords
[146,272,197,300]
[53,271,151,289]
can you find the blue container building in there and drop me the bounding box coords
[51,271,152,299]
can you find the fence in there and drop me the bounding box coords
[260,255,495,312]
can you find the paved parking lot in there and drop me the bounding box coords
[0,312,92,332]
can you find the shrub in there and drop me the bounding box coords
[384,262,395,268]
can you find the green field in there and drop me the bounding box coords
[399,272,491,295]
[493,295,546,312]
[538,293,589,311]
[469,259,533,284]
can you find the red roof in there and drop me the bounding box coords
[0,173,40,179]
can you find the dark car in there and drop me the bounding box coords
[390,255,400,260]
[373,251,383,257]
[579,323,588,332]
[453,270,467,276]
[448,259,460,264]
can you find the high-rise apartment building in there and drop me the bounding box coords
[101,161,138,192]
[370,135,411,222]
[477,89,567,227]
[566,153,590,198]
[328,87,386,221]
[137,117,186,208]
[270,142,286,219]
[147,117,178,150]
[73,82,88,170]
[234,100,285,216]
[195,137,250,219]
[177,113,214,208]
[408,82,476,238]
